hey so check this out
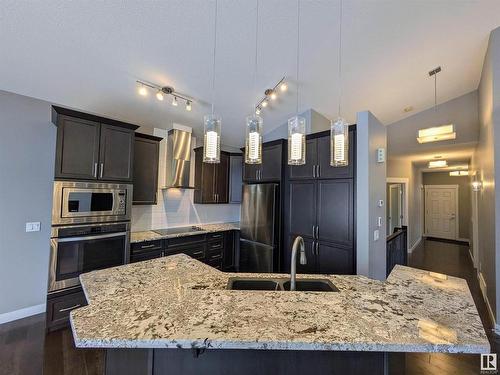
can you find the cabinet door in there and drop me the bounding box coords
[288,138,317,180]
[215,153,229,203]
[99,124,134,181]
[288,235,316,274]
[317,179,353,247]
[133,136,159,205]
[317,242,353,274]
[243,159,260,182]
[202,162,217,203]
[316,130,354,179]
[261,143,282,181]
[229,155,243,203]
[55,115,100,180]
[288,181,316,238]
[222,231,235,270]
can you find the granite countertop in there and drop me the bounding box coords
[70,254,490,353]
[130,222,240,243]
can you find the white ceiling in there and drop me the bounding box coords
[1,1,499,147]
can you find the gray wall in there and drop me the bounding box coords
[356,111,387,280]
[471,26,500,322]
[387,158,424,248]
[422,172,470,239]
[0,90,56,319]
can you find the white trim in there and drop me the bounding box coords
[387,177,410,251]
[477,272,498,333]
[408,236,422,253]
[423,184,459,240]
[0,303,46,325]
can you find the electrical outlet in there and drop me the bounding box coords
[373,229,379,241]
[377,217,382,227]
[25,222,41,232]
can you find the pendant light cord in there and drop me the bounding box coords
[253,0,259,114]
[211,0,218,116]
[337,0,343,118]
[296,0,300,114]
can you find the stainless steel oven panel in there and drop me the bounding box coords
[52,180,132,225]
[48,228,130,292]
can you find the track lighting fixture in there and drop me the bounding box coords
[254,76,286,114]
[136,80,193,111]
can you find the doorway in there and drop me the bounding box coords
[424,185,458,240]
[387,183,403,235]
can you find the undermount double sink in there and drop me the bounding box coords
[227,277,339,292]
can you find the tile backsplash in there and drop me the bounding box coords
[131,189,241,231]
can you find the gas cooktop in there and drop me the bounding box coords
[153,226,204,236]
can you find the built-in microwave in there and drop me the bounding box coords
[52,181,132,225]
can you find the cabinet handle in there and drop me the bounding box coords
[317,165,320,178]
[99,163,104,178]
[59,304,81,313]
[93,163,98,178]
[312,226,315,239]
[140,244,155,249]
[316,242,319,255]
[312,165,316,178]
[315,226,319,239]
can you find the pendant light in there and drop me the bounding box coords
[287,0,306,165]
[245,0,263,164]
[330,0,349,167]
[203,0,221,163]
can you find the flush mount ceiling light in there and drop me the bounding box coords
[416,67,456,144]
[428,160,447,168]
[136,81,193,111]
[450,170,469,176]
[254,77,287,115]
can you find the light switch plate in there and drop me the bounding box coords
[373,229,379,241]
[377,217,382,227]
[376,148,385,163]
[25,222,41,232]
[378,200,384,207]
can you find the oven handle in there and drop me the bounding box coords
[56,231,129,243]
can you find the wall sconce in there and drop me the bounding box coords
[472,181,482,192]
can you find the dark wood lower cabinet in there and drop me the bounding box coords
[105,348,392,375]
[46,287,87,332]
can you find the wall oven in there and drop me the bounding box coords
[52,181,132,225]
[48,222,130,292]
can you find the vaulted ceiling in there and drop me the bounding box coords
[1,1,499,146]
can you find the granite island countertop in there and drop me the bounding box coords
[70,254,490,354]
[131,222,240,243]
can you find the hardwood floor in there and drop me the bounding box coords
[0,238,497,375]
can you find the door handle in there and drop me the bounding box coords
[99,163,104,179]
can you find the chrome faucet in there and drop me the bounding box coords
[290,236,307,291]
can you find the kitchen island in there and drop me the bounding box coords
[70,254,490,375]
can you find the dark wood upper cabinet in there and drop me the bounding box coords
[288,127,355,181]
[288,138,317,180]
[99,124,134,182]
[242,140,284,183]
[133,133,162,205]
[194,148,231,204]
[54,115,100,180]
[229,154,243,203]
[52,106,139,182]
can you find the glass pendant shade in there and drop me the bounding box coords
[203,114,221,163]
[330,117,349,167]
[287,116,306,165]
[245,115,263,164]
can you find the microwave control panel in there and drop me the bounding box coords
[117,191,126,214]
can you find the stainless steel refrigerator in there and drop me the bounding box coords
[239,183,279,272]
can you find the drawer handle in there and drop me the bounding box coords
[211,234,222,239]
[59,304,81,313]
[211,254,222,259]
[210,243,222,248]
[140,244,156,249]
[193,251,204,256]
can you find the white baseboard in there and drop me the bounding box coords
[0,303,45,325]
[477,271,498,333]
[408,237,422,254]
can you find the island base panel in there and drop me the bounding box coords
[105,349,399,375]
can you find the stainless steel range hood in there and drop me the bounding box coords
[164,128,194,189]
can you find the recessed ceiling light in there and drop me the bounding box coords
[434,155,442,159]
[403,106,413,113]
[417,124,456,144]
[428,160,447,168]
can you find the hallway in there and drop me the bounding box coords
[403,238,500,375]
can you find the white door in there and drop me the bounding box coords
[424,186,458,240]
